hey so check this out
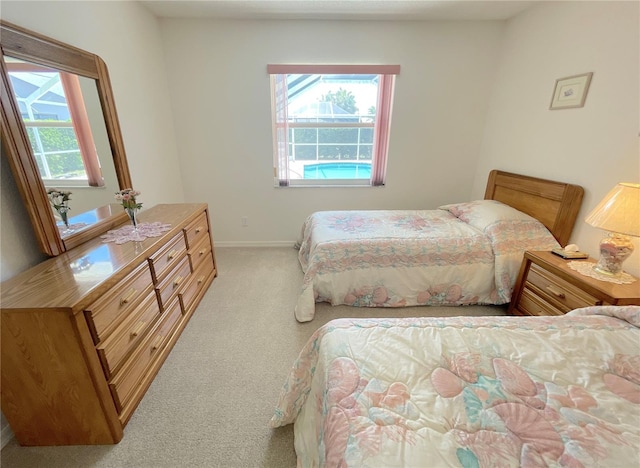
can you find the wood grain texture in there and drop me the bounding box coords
[509,251,640,316]
[1,204,217,445]
[0,20,133,256]
[1,310,121,445]
[484,170,584,246]
[0,54,64,255]
[0,204,207,311]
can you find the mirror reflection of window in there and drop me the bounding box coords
[5,58,104,187]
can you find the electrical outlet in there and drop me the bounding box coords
[241,216,248,227]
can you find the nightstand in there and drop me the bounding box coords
[508,251,640,316]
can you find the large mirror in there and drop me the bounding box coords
[0,20,132,256]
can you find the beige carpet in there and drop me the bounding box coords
[1,247,507,468]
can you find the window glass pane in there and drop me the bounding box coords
[294,146,317,161]
[45,149,86,180]
[303,162,371,179]
[359,128,373,144]
[26,126,87,180]
[38,127,79,152]
[285,73,379,182]
[8,66,88,181]
[271,68,396,186]
[358,145,373,159]
[293,128,317,143]
[317,127,358,144]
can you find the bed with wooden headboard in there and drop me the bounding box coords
[294,169,584,322]
[484,169,584,246]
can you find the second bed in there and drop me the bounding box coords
[295,170,584,322]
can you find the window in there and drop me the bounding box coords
[6,59,104,187]
[268,64,399,187]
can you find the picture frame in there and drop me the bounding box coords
[550,72,593,110]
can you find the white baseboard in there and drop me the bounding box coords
[1,424,14,449]
[214,241,297,248]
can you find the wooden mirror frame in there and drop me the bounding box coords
[0,20,131,256]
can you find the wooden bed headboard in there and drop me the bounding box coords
[484,170,584,247]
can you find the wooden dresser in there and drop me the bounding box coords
[1,203,217,446]
[509,250,640,316]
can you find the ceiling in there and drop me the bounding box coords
[140,0,537,21]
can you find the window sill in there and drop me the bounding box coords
[276,180,383,188]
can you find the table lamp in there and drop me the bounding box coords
[584,182,640,277]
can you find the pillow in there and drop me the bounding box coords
[439,200,536,231]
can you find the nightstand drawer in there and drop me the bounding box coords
[509,251,639,317]
[518,288,565,316]
[527,263,601,311]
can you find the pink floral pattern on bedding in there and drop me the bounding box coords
[271,306,640,467]
[324,213,383,232]
[322,357,420,466]
[295,204,559,322]
[433,354,635,467]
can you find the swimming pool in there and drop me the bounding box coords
[303,162,371,179]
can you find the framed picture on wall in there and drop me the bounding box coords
[550,72,593,109]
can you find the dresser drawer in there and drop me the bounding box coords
[96,294,162,380]
[85,263,155,343]
[518,288,565,316]
[188,234,212,272]
[155,255,191,310]
[180,252,215,315]
[184,211,209,249]
[527,263,601,311]
[148,232,187,284]
[109,298,183,415]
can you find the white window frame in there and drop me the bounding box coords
[268,64,399,187]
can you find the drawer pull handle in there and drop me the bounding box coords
[130,321,146,339]
[195,226,203,234]
[197,275,205,285]
[167,249,178,260]
[173,276,184,288]
[151,335,164,353]
[120,288,137,306]
[198,249,206,257]
[545,286,565,299]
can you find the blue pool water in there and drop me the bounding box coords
[303,162,371,179]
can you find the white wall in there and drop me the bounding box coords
[0,0,183,447]
[159,19,505,245]
[473,1,640,277]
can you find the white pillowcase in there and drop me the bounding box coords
[439,200,536,231]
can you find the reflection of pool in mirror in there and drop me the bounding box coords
[71,244,114,281]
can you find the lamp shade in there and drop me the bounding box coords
[585,183,640,237]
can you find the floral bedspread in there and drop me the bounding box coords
[295,204,559,322]
[271,306,640,467]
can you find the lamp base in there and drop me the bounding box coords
[593,233,634,276]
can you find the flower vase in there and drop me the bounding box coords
[58,207,71,233]
[60,209,70,229]
[126,207,138,229]
[125,207,144,241]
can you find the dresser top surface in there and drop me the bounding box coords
[1,203,208,311]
